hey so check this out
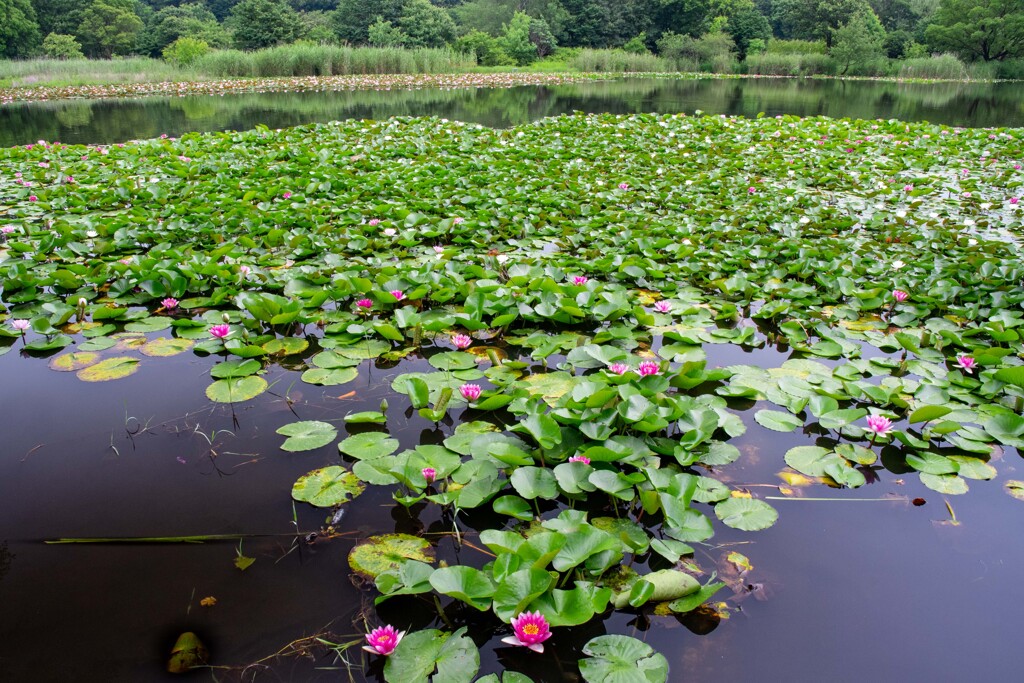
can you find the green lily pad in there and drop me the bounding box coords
[292,466,364,507]
[338,432,400,459]
[264,337,309,355]
[205,376,268,403]
[301,367,359,386]
[579,635,669,683]
[714,497,778,531]
[348,533,434,579]
[77,356,139,382]
[277,420,338,452]
[754,409,803,432]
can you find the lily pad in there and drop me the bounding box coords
[579,635,669,683]
[292,466,364,507]
[714,497,778,531]
[49,352,100,372]
[277,420,338,452]
[338,432,399,459]
[205,376,268,403]
[348,533,434,579]
[77,356,139,382]
[140,337,194,357]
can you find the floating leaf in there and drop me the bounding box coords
[579,635,669,683]
[277,420,337,452]
[301,367,358,386]
[77,356,139,382]
[754,409,803,432]
[205,376,268,403]
[49,352,99,371]
[348,533,434,579]
[292,466,364,507]
[167,632,208,674]
[919,472,968,495]
[264,337,309,355]
[714,497,778,531]
[140,337,194,357]
[1005,480,1024,502]
[338,432,399,460]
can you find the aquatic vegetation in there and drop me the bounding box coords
[1,110,1023,681]
[363,625,405,656]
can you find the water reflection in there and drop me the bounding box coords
[3,77,1023,147]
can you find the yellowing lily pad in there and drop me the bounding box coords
[77,356,140,382]
[348,533,435,579]
[49,352,100,372]
[264,337,309,356]
[113,334,147,350]
[140,337,194,357]
[292,466,364,507]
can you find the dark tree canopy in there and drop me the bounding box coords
[924,0,1024,60]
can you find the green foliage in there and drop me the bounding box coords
[924,0,1024,61]
[76,0,144,58]
[726,1,772,58]
[162,37,210,66]
[528,15,558,57]
[230,0,302,50]
[765,37,828,53]
[331,0,406,44]
[568,48,671,71]
[830,10,887,73]
[454,29,515,66]
[142,3,229,56]
[33,0,84,39]
[657,29,737,72]
[622,33,650,54]
[898,51,968,77]
[771,0,877,46]
[501,11,538,65]
[42,32,84,59]
[192,43,473,76]
[0,0,41,58]
[368,17,408,46]
[397,0,456,48]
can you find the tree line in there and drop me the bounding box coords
[1,0,1021,69]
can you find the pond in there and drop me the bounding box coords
[2,75,1024,147]
[1,103,1023,683]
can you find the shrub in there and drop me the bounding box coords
[454,30,514,67]
[622,33,649,55]
[368,18,408,47]
[42,33,84,60]
[162,37,211,67]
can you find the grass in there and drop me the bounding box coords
[0,57,199,88]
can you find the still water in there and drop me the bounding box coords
[2,76,1024,147]
[0,326,1021,682]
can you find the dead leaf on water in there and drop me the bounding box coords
[167,631,208,674]
[199,596,217,607]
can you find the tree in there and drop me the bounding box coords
[725,0,771,58]
[830,9,886,72]
[454,28,516,65]
[77,0,143,57]
[299,10,337,43]
[367,16,408,45]
[924,0,1024,61]
[162,35,210,65]
[528,15,557,56]
[501,10,537,64]
[141,3,229,56]
[230,0,301,49]
[772,0,875,46]
[1,0,41,57]
[397,0,456,47]
[331,0,406,44]
[32,0,83,39]
[42,32,84,58]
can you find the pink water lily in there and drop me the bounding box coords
[161,297,179,309]
[28,195,37,202]
[1011,197,1019,205]
[904,184,914,192]
[452,217,464,224]
[607,363,629,375]
[368,218,380,226]
[892,289,909,303]
[10,319,30,332]
[451,333,472,349]
[356,298,373,309]
[390,290,405,301]
[383,228,397,236]
[434,245,445,254]
[1,226,15,234]
[865,415,893,436]
[618,182,629,190]
[282,191,292,199]
[502,611,552,653]
[654,301,672,313]
[422,467,437,484]
[209,324,230,339]
[747,186,756,194]
[955,355,977,373]
[568,455,590,465]
[637,360,660,376]
[570,276,588,286]
[239,265,251,276]
[363,625,404,656]
[460,384,482,401]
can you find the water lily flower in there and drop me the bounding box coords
[10,319,30,332]
[654,301,672,314]
[422,467,437,484]
[452,333,472,349]
[460,384,482,401]
[452,217,464,224]
[433,245,444,254]
[747,186,756,194]
[502,611,552,653]
[239,265,251,276]
[607,363,629,375]
[1,226,15,234]
[892,290,909,303]
[618,182,629,190]
[955,355,977,374]
[363,625,404,656]
[1011,197,1019,205]
[570,276,588,286]
[356,298,373,309]
[568,455,591,465]
[28,195,37,202]
[390,290,405,301]
[209,324,230,339]
[162,297,179,309]
[865,415,893,436]
[904,184,913,192]
[368,219,380,226]
[1016,164,1022,170]
[637,361,660,376]
[282,191,292,199]
[891,260,906,270]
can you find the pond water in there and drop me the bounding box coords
[1,327,1022,682]
[2,76,1024,147]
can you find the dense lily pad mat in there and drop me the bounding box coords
[1,112,1023,680]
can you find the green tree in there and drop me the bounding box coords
[528,14,557,56]
[725,0,771,58]
[454,27,515,64]
[367,16,408,45]
[1,0,42,57]
[162,35,210,65]
[830,9,886,72]
[299,10,337,43]
[500,10,537,64]
[41,31,83,58]
[924,0,1024,60]
[622,32,650,53]
[141,2,228,56]
[31,0,83,38]
[331,0,406,44]
[397,0,456,47]
[230,0,301,49]
[772,0,874,46]
[77,0,143,57]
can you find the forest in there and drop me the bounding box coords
[1,0,1023,78]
